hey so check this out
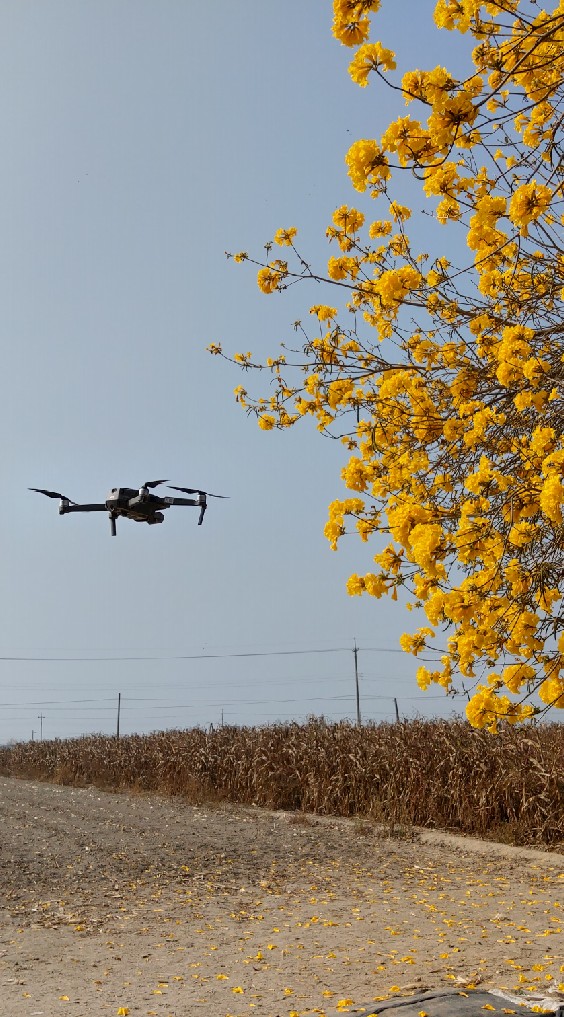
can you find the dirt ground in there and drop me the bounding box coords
[0,776,563,1017]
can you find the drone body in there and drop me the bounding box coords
[29,481,227,536]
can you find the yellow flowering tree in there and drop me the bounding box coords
[210,0,564,732]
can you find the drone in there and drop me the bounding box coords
[29,480,228,536]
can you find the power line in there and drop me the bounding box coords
[0,644,407,663]
[0,648,347,662]
[0,698,114,707]
[0,692,453,712]
[0,674,422,693]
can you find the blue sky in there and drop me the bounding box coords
[0,2,475,743]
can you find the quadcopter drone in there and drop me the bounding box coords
[29,480,227,536]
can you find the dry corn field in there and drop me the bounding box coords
[0,718,563,847]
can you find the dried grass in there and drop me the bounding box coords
[0,717,562,847]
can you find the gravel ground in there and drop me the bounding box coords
[0,776,563,1017]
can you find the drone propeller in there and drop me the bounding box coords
[143,479,168,489]
[29,488,76,503]
[168,485,229,499]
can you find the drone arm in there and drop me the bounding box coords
[163,496,199,507]
[163,494,207,524]
[59,502,107,515]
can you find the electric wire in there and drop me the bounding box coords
[0,644,408,662]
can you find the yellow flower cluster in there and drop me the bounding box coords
[327,255,360,281]
[508,182,552,237]
[273,227,297,246]
[257,260,288,294]
[345,139,390,192]
[466,684,535,733]
[348,42,396,87]
[332,204,365,232]
[310,304,339,323]
[332,0,381,48]
[375,265,422,309]
[325,498,366,549]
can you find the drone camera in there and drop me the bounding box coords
[147,511,165,525]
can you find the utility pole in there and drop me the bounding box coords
[353,641,361,726]
[116,693,121,741]
[394,697,400,722]
[31,730,34,742]
[37,714,45,741]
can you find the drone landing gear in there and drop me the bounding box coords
[110,514,117,537]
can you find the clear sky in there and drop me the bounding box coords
[0,1,475,744]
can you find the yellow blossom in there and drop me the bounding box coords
[349,42,396,87]
[509,182,552,236]
[273,227,297,246]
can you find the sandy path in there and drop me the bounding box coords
[0,776,563,1017]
